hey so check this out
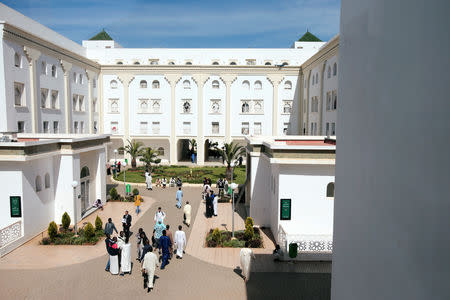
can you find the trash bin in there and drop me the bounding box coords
[289,243,298,258]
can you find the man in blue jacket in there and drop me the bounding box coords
[158,230,171,269]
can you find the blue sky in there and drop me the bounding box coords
[3,0,340,48]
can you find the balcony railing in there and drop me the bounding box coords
[0,221,22,248]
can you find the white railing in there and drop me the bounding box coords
[0,221,22,248]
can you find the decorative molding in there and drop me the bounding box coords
[85,70,97,81]
[220,74,237,85]
[117,74,135,86]
[60,60,73,74]
[191,74,210,87]
[23,46,41,63]
[164,74,182,85]
[267,74,284,86]
[0,221,22,248]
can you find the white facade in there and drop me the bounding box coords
[245,136,335,260]
[0,134,108,257]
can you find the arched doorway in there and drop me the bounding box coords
[80,166,90,213]
[177,139,192,162]
[204,139,220,162]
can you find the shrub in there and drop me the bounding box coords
[61,212,71,230]
[95,215,103,231]
[244,224,254,241]
[212,228,221,244]
[41,237,51,245]
[84,222,95,239]
[248,236,263,248]
[109,188,119,200]
[48,221,58,240]
[132,188,139,195]
[245,217,254,228]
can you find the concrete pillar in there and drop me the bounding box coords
[96,148,106,201]
[86,70,96,134]
[165,74,181,164]
[267,74,284,136]
[221,74,237,143]
[192,74,209,165]
[117,74,134,163]
[98,73,104,133]
[23,47,41,133]
[318,62,326,135]
[60,60,73,133]
[305,71,311,135]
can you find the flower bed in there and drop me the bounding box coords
[205,227,263,248]
[41,228,104,245]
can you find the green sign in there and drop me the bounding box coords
[280,198,291,220]
[126,184,131,193]
[10,196,22,218]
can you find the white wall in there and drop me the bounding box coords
[203,76,226,137]
[332,1,450,299]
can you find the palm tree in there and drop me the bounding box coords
[118,139,144,169]
[216,141,246,180]
[139,147,161,171]
[205,139,219,158]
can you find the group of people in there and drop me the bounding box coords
[202,179,219,218]
[155,177,182,189]
[106,161,122,177]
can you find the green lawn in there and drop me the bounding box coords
[114,165,246,185]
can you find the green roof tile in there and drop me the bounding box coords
[298,31,322,42]
[89,29,113,41]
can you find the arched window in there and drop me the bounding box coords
[327,66,331,78]
[183,101,191,113]
[333,63,337,76]
[312,75,314,85]
[283,102,292,114]
[326,182,335,197]
[157,147,165,156]
[242,80,250,89]
[79,74,83,84]
[315,73,319,85]
[282,62,289,66]
[140,80,147,88]
[81,166,90,178]
[254,80,262,90]
[265,62,272,66]
[73,72,77,83]
[168,61,175,65]
[110,100,118,113]
[212,80,220,89]
[44,173,50,189]
[284,81,292,90]
[241,102,249,113]
[152,101,160,113]
[152,80,160,89]
[134,61,140,65]
[185,62,192,65]
[35,175,42,192]
[212,61,219,65]
[230,62,237,65]
[51,65,56,77]
[110,80,118,89]
[116,61,123,65]
[14,53,21,68]
[183,80,191,89]
[140,100,148,111]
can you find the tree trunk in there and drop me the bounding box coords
[226,166,232,181]
[131,158,136,169]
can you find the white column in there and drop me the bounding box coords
[96,148,106,201]
[118,74,134,162]
[318,63,326,135]
[221,75,237,143]
[192,74,209,165]
[305,71,311,135]
[86,70,96,134]
[98,73,104,133]
[165,74,181,164]
[23,47,41,133]
[267,74,284,136]
[60,60,73,133]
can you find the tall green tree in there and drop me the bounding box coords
[216,141,246,180]
[119,139,144,169]
[139,147,161,171]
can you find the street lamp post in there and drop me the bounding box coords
[230,161,238,238]
[71,180,79,234]
[113,149,118,178]
[122,161,127,195]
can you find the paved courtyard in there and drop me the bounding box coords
[0,182,331,299]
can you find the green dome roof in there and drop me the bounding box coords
[89,29,113,41]
[298,31,322,42]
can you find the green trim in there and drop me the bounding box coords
[89,30,113,41]
[298,31,322,42]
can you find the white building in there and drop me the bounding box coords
[0,3,328,166]
[245,135,335,260]
[0,133,108,256]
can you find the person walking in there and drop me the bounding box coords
[154,207,166,223]
[165,225,174,259]
[162,177,167,188]
[134,192,142,215]
[212,190,218,217]
[183,201,192,227]
[104,234,113,272]
[176,187,183,209]
[142,245,158,293]
[117,161,121,173]
[158,230,171,269]
[122,211,132,238]
[174,225,186,259]
[153,220,165,249]
[120,236,132,276]
[240,243,256,282]
[136,228,145,261]
[109,237,120,275]
[104,218,118,236]
[145,170,152,190]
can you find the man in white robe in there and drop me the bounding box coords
[145,170,152,190]
[154,207,166,223]
[120,237,131,275]
[240,245,255,282]
[142,246,159,292]
[213,193,219,216]
[109,237,120,275]
[183,201,192,226]
[174,225,187,259]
